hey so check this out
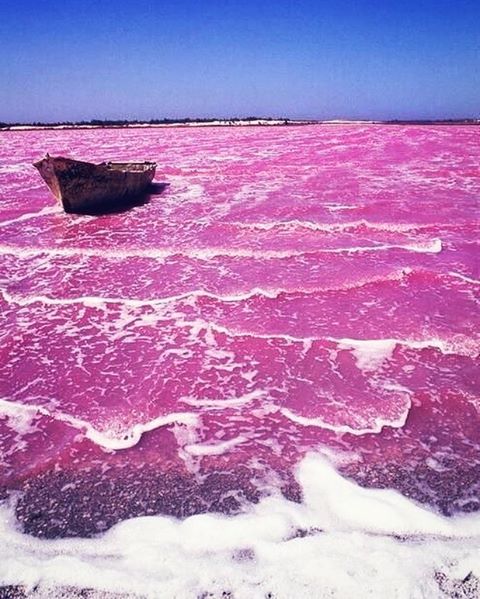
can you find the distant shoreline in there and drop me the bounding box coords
[0,117,478,131]
[0,118,306,132]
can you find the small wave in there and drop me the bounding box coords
[0,287,281,308]
[184,435,247,456]
[233,219,473,235]
[0,238,443,261]
[449,271,480,285]
[2,266,477,313]
[0,398,198,450]
[2,285,477,359]
[0,163,31,174]
[326,203,358,211]
[181,321,480,360]
[233,219,425,233]
[280,383,412,435]
[200,324,480,360]
[176,319,480,362]
[0,205,60,229]
[0,270,412,309]
[334,336,480,367]
[3,284,476,359]
[1,453,479,597]
[181,389,265,409]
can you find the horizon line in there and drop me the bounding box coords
[1,116,479,130]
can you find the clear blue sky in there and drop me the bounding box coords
[1,0,479,122]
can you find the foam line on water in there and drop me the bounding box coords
[0,273,411,309]
[1,453,479,597]
[0,398,199,451]
[281,384,412,435]
[233,219,437,233]
[4,282,474,358]
[1,283,476,358]
[333,336,480,366]
[0,206,60,228]
[2,266,468,311]
[234,218,475,233]
[184,435,247,456]
[0,286,280,309]
[449,271,480,285]
[186,320,479,359]
[297,453,479,536]
[181,390,265,409]
[0,238,443,260]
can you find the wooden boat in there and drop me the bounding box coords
[33,155,157,213]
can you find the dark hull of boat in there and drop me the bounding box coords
[33,156,157,213]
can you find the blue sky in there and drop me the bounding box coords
[1,0,479,122]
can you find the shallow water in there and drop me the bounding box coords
[0,124,479,597]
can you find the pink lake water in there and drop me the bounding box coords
[0,124,479,597]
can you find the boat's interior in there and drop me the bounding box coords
[105,162,156,172]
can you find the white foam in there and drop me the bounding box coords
[337,338,397,371]
[325,203,358,211]
[0,237,443,261]
[0,271,414,310]
[297,454,477,536]
[86,412,200,450]
[341,238,443,254]
[0,453,479,598]
[234,218,429,233]
[0,398,199,450]
[449,271,480,285]
[280,384,411,435]
[0,205,60,228]
[0,163,27,173]
[181,389,265,409]
[183,321,479,361]
[184,435,247,456]
[2,284,476,361]
[335,336,480,364]
[0,286,281,309]
[0,398,37,435]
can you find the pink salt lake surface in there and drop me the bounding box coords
[0,124,478,538]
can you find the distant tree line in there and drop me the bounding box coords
[0,116,291,128]
[1,117,478,129]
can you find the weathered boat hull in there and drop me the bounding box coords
[33,156,157,213]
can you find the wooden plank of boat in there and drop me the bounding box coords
[33,154,157,213]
